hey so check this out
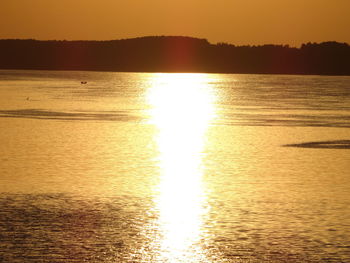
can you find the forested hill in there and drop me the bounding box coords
[0,36,349,75]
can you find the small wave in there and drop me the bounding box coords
[283,140,350,149]
[0,109,141,122]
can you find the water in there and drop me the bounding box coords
[0,70,349,262]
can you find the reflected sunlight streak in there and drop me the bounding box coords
[147,73,216,262]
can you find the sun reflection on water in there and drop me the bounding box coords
[147,73,216,262]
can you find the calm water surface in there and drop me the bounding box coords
[0,70,349,262]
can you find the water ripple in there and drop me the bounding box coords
[0,109,141,122]
[283,140,350,149]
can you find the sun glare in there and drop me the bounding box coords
[147,73,216,262]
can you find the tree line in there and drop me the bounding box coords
[0,36,349,75]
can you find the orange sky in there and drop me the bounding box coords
[1,0,349,46]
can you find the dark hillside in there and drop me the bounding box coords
[0,36,349,75]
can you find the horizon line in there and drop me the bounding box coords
[1,35,349,48]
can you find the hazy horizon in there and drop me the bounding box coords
[1,35,349,49]
[1,0,350,47]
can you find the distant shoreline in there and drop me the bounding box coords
[1,68,349,78]
[1,36,349,76]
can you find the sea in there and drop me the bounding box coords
[0,70,349,262]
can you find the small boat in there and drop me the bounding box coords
[81,81,87,84]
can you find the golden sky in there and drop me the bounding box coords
[1,0,349,46]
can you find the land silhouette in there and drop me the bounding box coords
[0,36,349,75]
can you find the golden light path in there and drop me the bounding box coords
[146,73,217,262]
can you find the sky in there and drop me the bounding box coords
[1,0,350,47]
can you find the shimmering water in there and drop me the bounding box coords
[0,70,349,262]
